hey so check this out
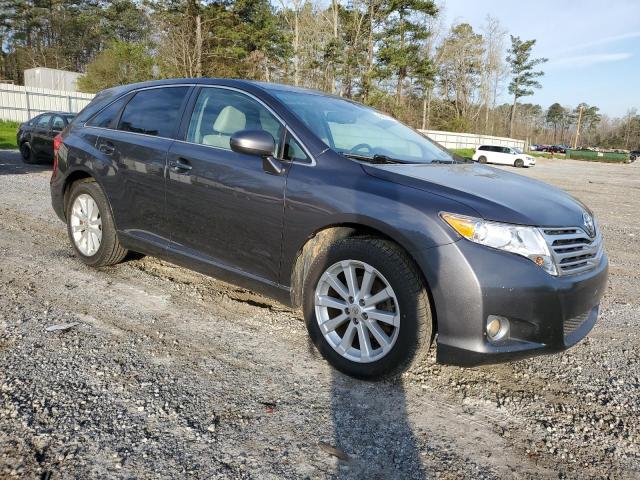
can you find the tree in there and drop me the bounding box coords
[546,103,564,142]
[377,0,438,105]
[233,0,289,81]
[480,15,506,134]
[77,41,153,93]
[437,23,484,123]
[506,35,547,137]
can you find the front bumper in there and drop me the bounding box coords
[413,239,608,367]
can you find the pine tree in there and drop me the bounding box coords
[506,35,547,138]
[546,103,564,142]
[377,0,437,105]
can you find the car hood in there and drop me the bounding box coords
[362,162,590,227]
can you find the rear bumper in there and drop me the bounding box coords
[413,240,608,367]
[50,172,66,222]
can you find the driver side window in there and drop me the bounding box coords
[187,88,283,155]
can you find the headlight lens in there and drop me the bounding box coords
[441,213,557,276]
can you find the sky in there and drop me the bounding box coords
[442,0,640,117]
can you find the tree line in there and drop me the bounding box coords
[1,0,638,149]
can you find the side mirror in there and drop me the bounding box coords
[230,129,275,157]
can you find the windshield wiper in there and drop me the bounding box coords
[429,159,456,164]
[341,153,405,164]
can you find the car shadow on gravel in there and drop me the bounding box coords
[330,372,425,479]
[0,149,51,176]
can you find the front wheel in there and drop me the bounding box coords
[66,180,128,267]
[478,155,487,164]
[514,158,525,168]
[303,237,433,380]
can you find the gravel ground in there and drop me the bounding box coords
[0,150,638,479]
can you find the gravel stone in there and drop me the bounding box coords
[0,151,638,478]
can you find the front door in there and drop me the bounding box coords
[165,86,287,283]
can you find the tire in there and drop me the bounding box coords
[514,158,524,168]
[66,180,127,267]
[20,142,37,164]
[303,237,433,380]
[478,155,487,164]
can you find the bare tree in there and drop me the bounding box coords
[480,15,506,134]
[279,0,304,86]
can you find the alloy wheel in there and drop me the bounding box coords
[314,259,400,363]
[70,193,103,256]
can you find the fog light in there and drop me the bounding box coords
[486,315,510,342]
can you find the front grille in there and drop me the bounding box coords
[563,310,590,336]
[541,226,603,276]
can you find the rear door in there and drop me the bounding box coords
[165,86,288,283]
[30,114,53,157]
[93,86,192,248]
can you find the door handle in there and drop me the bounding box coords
[169,157,192,174]
[98,141,115,155]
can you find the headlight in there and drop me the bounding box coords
[441,213,557,275]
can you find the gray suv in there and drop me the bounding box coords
[50,79,608,379]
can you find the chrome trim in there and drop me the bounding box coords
[181,85,316,167]
[85,83,317,167]
[84,84,194,127]
[541,226,604,276]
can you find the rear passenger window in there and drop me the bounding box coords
[36,115,52,127]
[87,94,132,129]
[118,87,189,138]
[478,146,488,151]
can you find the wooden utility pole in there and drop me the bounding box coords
[573,105,584,149]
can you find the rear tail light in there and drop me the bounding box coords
[52,133,62,180]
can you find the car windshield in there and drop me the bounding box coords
[513,147,523,154]
[271,90,456,164]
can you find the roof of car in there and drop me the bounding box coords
[108,78,339,99]
[34,111,75,116]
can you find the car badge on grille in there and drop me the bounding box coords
[582,211,595,237]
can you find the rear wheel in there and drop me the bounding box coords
[514,158,525,168]
[478,155,487,164]
[66,180,127,267]
[303,237,432,380]
[20,142,36,164]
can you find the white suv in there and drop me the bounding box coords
[472,145,535,168]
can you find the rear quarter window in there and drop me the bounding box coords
[86,94,133,129]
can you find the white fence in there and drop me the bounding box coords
[419,129,526,151]
[0,83,95,123]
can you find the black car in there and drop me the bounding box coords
[49,79,608,379]
[17,111,75,163]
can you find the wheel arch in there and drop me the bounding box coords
[62,170,96,218]
[289,222,438,336]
